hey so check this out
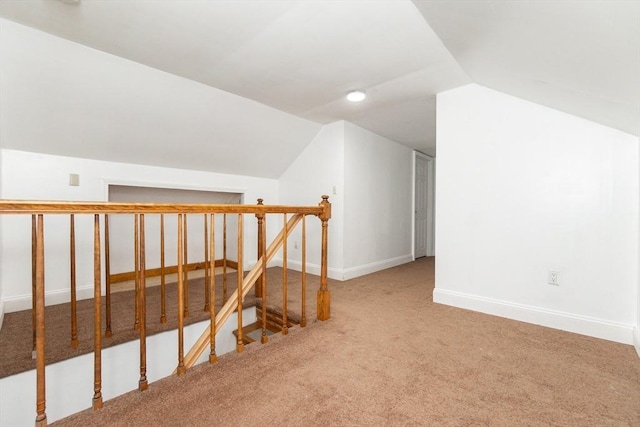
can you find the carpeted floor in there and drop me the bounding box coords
[50,257,640,426]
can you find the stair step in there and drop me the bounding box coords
[256,305,301,328]
[233,306,300,345]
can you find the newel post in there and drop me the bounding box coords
[254,198,264,298]
[317,195,331,321]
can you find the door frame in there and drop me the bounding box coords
[412,151,435,260]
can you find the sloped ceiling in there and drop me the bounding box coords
[414,0,640,137]
[0,1,638,178]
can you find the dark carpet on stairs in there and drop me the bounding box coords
[0,267,311,378]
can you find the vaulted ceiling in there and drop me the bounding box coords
[0,0,638,176]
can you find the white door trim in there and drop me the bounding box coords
[412,151,435,260]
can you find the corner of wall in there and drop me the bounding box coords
[634,327,640,358]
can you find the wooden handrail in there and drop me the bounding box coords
[1,196,330,427]
[0,201,325,215]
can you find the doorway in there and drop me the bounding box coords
[414,152,435,259]
[107,184,243,277]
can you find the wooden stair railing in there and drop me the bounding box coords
[234,305,300,345]
[0,196,331,427]
[179,213,303,370]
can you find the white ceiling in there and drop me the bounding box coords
[0,0,638,175]
[414,0,640,137]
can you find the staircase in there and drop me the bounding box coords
[234,305,301,345]
[0,196,332,426]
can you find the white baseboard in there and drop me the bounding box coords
[341,254,413,281]
[285,254,412,282]
[433,288,635,345]
[634,327,640,358]
[279,259,344,281]
[2,285,95,313]
[0,299,4,330]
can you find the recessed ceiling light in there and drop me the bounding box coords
[346,90,366,103]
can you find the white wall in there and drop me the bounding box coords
[279,121,346,279]
[0,149,279,312]
[435,84,639,345]
[279,121,413,281]
[343,122,413,278]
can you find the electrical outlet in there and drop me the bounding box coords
[548,270,560,286]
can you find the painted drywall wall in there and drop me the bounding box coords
[0,18,321,179]
[0,149,279,311]
[435,84,639,344]
[279,121,414,280]
[343,122,413,278]
[278,121,345,278]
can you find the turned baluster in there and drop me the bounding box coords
[183,214,189,317]
[301,214,307,327]
[208,214,217,364]
[236,214,244,353]
[260,214,268,344]
[92,214,103,410]
[203,214,210,311]
[222,213,228,303]
[70,215,78,347]
[34,214,47,426]
[281,213,288,335]
[254,198,264,298]
[317,195,331,321]
[134,214,140,330]
[104,214,112,338]
[176,214,186,375]
[138,214,148,391]
[31,215,36,360]
[160,214,167,323]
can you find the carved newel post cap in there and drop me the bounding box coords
[319,195,331,220]
[257,198,264,205]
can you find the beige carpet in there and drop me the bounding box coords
[52,257,640,426]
